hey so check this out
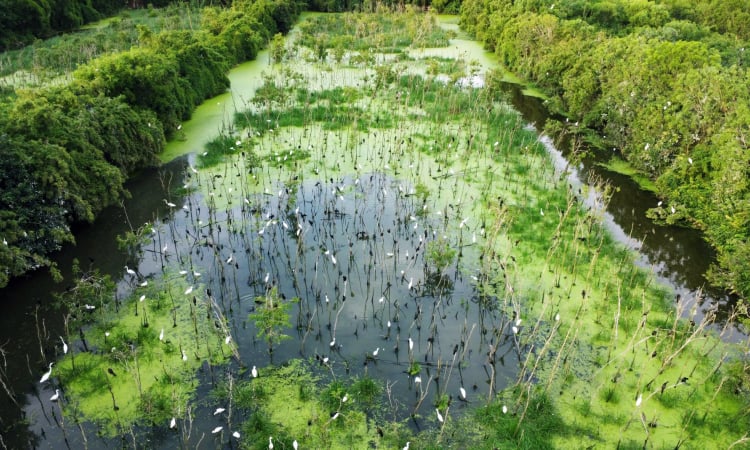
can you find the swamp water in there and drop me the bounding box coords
[2,12,748,450]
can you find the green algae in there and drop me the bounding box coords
[600,156,659,193]
[55,273,232,435]
[224,360,410,449]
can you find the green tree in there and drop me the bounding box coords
[250,287,298,355]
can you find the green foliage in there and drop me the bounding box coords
[250,287,298,354]
[0,87,163,284]
[0,1,303,287]
[297,11,452,54]
[270,32,287,64]
[425,237,457,274]
[53,260,115,326]
[474,392,564,449]
[459,0,750,300]
[0,0,121,51]
[350,375,380,406]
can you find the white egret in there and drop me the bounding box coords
[293,440,298,449]
[169,417,176,429]
[635,394,643,407]
[502,405,508,414]
[342,394,348,403]
[60,336,68,355]
[252,366,258,378]
[39,363,54,383]
[403,442,410,450]
[184,286,193,295]
[414,376,421,384]
[555,313,560,322]
[159,328,164,341]
[139,295,146,302]
[138,280,148,287]
[181,350,187,361]
[460,387,467,400]
[331,412,339,420]
[233,431,241,439]
[163,199,176,208]
[512,326,519,334]
[224,335,231,345]
[373,347,379,356]
[125,266,136,276]
[214,407,226,415]
[408,337,413,351]
[50,389,60,401]
[436,408,444,423]
[269,436,274,449]
[226,254,234,264]
[212,426,223,434]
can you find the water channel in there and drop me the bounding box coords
[0,15,737,449]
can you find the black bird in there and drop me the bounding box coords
[108,368,117,377]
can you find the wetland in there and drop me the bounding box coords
[1,10,748,450]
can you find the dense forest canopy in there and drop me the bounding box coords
[460,0,750,299]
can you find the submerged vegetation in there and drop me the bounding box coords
[459,0,750,300]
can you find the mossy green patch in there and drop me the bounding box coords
[230,360,407,449]
[599,156,659,193]
[55,274,232,435]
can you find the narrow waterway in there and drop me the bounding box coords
[0,14,739,449]
[499,82,737,330]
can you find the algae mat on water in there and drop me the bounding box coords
[54,270,233,436]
